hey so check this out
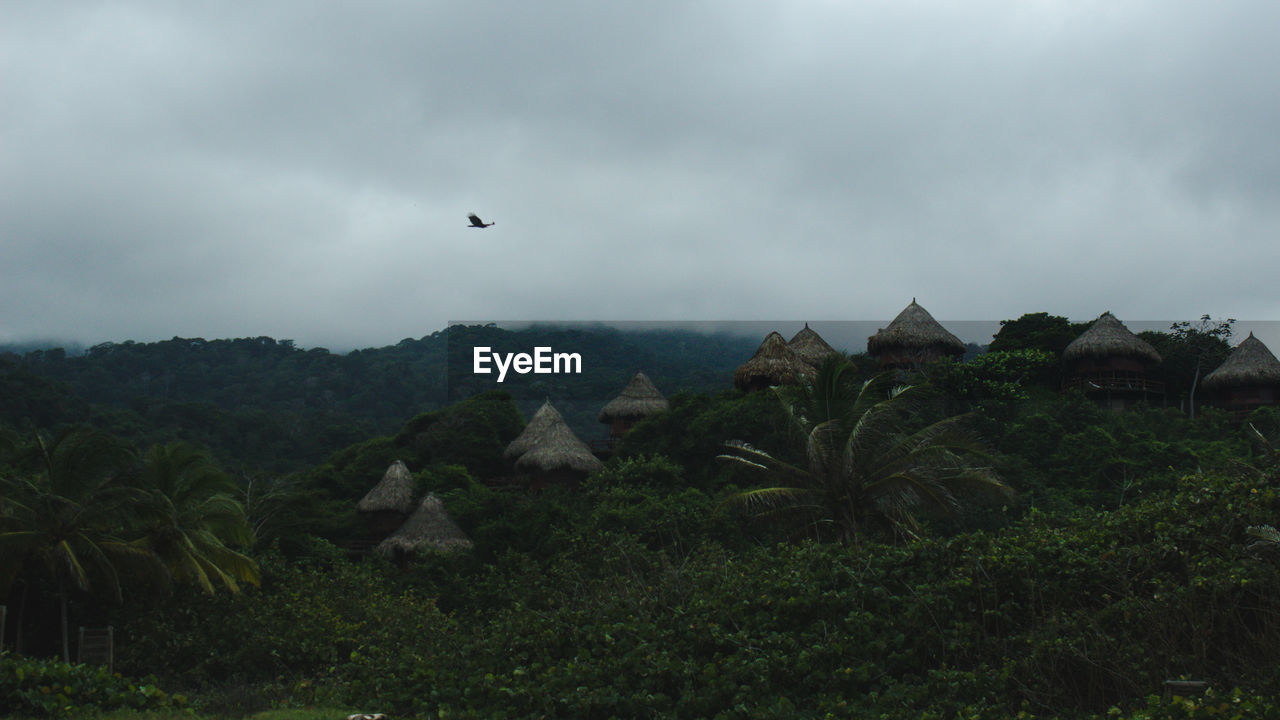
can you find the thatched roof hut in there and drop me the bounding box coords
[599,372,668,438]
[1063,312,1162,364]
[1203,333,1280,390]
[599,372,668,423]
[357,460,416,514]
[788,323,838,367]
[376,493,472,559]
[734,331,815,392]
[867,299,964,367]
[503,400,565,462]
[356,461,417,536]
[1061,312,1163,410]
[514,416,604,477]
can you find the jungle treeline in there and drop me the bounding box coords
[0,325,757,474]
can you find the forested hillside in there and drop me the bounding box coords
[5,315,1280,718]
[0,326,756,473]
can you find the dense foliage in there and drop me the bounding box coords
[720,358,1012,542]
[6,318,1280,718]
[1,327,754,473]
[0,430,258,664]
[110,472,1280,719]
[0,653,178,717]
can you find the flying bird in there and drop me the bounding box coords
[467,213,494,228]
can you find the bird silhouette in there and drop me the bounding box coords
[467,213,494,228]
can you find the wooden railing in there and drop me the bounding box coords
[78,626,113,672]
[589,438,619,453]
[1063,375,1164,393]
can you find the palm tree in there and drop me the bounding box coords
[131,442,260,593]
[239,472,300,545]
[0,428,155,661]
[719,356,1012,543]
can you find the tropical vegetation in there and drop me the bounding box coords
[3,319,1280,718]
[719,356,1011,542]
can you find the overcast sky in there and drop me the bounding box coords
[4,2,1279,351]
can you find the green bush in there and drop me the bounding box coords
[312,472,1280,718]
[111,470,1280,718]
[116,548,451,691]
[1106,687,1280,719]
[0,653,178,717]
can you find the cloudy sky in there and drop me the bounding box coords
[4,2,1279,351]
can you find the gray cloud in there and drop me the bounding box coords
[3,2,1279,350]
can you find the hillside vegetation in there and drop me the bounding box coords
[1,326,755,473]
[4,317,1280,718]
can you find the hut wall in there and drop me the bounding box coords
[876,347,959,369]
[1067,357,1152,385]
[1221,385,1279,412]
[609,418,636,439]
[364,510,409,539]
[1064,356,1164,410]
[1070,357,1150,374]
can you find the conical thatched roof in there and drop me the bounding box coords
[867,300,965,356]
[514,416,604,475]
[356,460,416,515]
[376,493,472,555]
[503,400,565,461]
[734,331,815,390]
[1062,312,1162,364]
[1203,333,1280,389]
[788,323,838,367]
[599,371,669,423]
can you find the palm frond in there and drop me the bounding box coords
[718,440,812,483]
[1247,524,1280,554]
[716,454,770,472]
[715,358,1008,544]
[54,539,92,590]
[718,486,821,523]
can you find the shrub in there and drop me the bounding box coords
[0,653,178,717]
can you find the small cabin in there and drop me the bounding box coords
[504,400,564,465]
[376,493,472,568]
[1202,333,1280,419]
[1062,312,1163,410]
[356,460,417,539]
[598,372,668,440]
[867,299,964,369]
[513,415,603,490]
[734,331,814,392]
[787,323,838,368]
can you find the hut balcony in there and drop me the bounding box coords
[590,437,620,453]
[1062,373,1164,394]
